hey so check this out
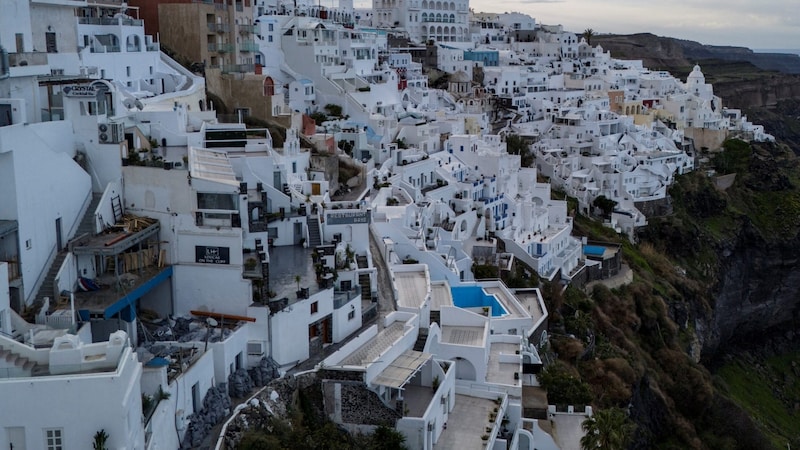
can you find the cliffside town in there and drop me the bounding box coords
[0,1,795,449]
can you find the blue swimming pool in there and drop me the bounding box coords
[451,286,509,317]
[583,245,606,257]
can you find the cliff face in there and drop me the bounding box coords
[703,223,800,357]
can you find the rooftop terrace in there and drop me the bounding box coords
[340,321,406,366]
[394,269,428,309]
[434,394,497,450]
[441,325,485,347]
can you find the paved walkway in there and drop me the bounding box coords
[584,263,633,293]
[369,231,397,327]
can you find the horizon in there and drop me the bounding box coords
[352,0,798,49]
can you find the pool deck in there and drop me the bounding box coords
[430,282,454,311]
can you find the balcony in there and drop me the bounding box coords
[208,43,234,53]
[333,286,361,309]
[221,63,255,73]
[207,22,229,33]
[239,41,258,52]
[8,52,48,67]
[90,45,121,53]
[78,17,143,26]
[238,24,256,34]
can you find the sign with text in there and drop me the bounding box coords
[326,211,370,225]
[195,246,230,264]
[62,84,97,97]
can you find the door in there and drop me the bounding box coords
[6,426,26,450]
[293,222,302,244]
[312,183,321,195]
[55,218,63,252]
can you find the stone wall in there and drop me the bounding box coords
[323,380,401,426]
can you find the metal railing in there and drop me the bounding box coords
[207,22,229,33]
[207,43,234,53]
[239,41,258,52]
[220,63,255,73]
[78,17,143,26]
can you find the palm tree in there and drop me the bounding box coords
[583,28,596,46]
[580,407,635,450]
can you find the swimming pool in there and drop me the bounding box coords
[583,245,606,257]
[451,286,509,317]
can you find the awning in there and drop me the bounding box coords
[372,350,432,389]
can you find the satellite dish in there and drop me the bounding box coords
[206,318,218,327]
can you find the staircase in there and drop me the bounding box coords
[33,193,103,304]
[359,272,372,302]
[429,310,441,327]
[0,345,37,373]
[306,215,322,247]
[412,328,429,352]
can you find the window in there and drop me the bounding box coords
[311,301,318,314]
[268,35,273,43]
[197,193,237,210]
[46,32,57,53]
[44,428,63,450]
[126,66,131,77]
[268,23,274,31]
[191,382,201,413]
[348,310,355,320]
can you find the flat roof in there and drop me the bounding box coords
[430,282,453,311]
[189,147,238,186]
[441,325,485,347]
[394,270,428,309]
[340,321,406,366]
[486,342,520,385]
[434,395,498,450]
[372,350,431,388]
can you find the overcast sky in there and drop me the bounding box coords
[354,0,798,49]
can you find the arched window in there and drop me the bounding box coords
[264,76,275,96]
[126,35,141,52]
[449,13,454,23]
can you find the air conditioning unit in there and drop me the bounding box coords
[98,122,125,143]
[50,68,64,76]
[247,341,265,356]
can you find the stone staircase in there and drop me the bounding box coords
[359,272,372,302]
[33,193,103,304]
[429,310,441,327]
[0,344,37,373]
[306,215,322,247]
[412,328,429,352]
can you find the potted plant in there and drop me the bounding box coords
[432,375,440,391]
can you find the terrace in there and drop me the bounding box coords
[434,395,499,450]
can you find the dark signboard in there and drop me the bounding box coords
[326,211,370,225]
[195,246,230,264]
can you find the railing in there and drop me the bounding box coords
[239,41,258,52]
[78,17,143,26]
[207,22,229,33]
[239,24,256,34]
[207,43,234,53]
[8,52,48,67]
[333,286,361,309]
[146,42,159,51]
[91,45,120,53]
[221,63,255,73]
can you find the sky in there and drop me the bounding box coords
[354,0,799,49]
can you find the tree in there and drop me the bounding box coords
[593,195,617,217]
[506,134,534,168]
[583,28,596,46]
[538,361,592,406]
[580,407,635,450]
